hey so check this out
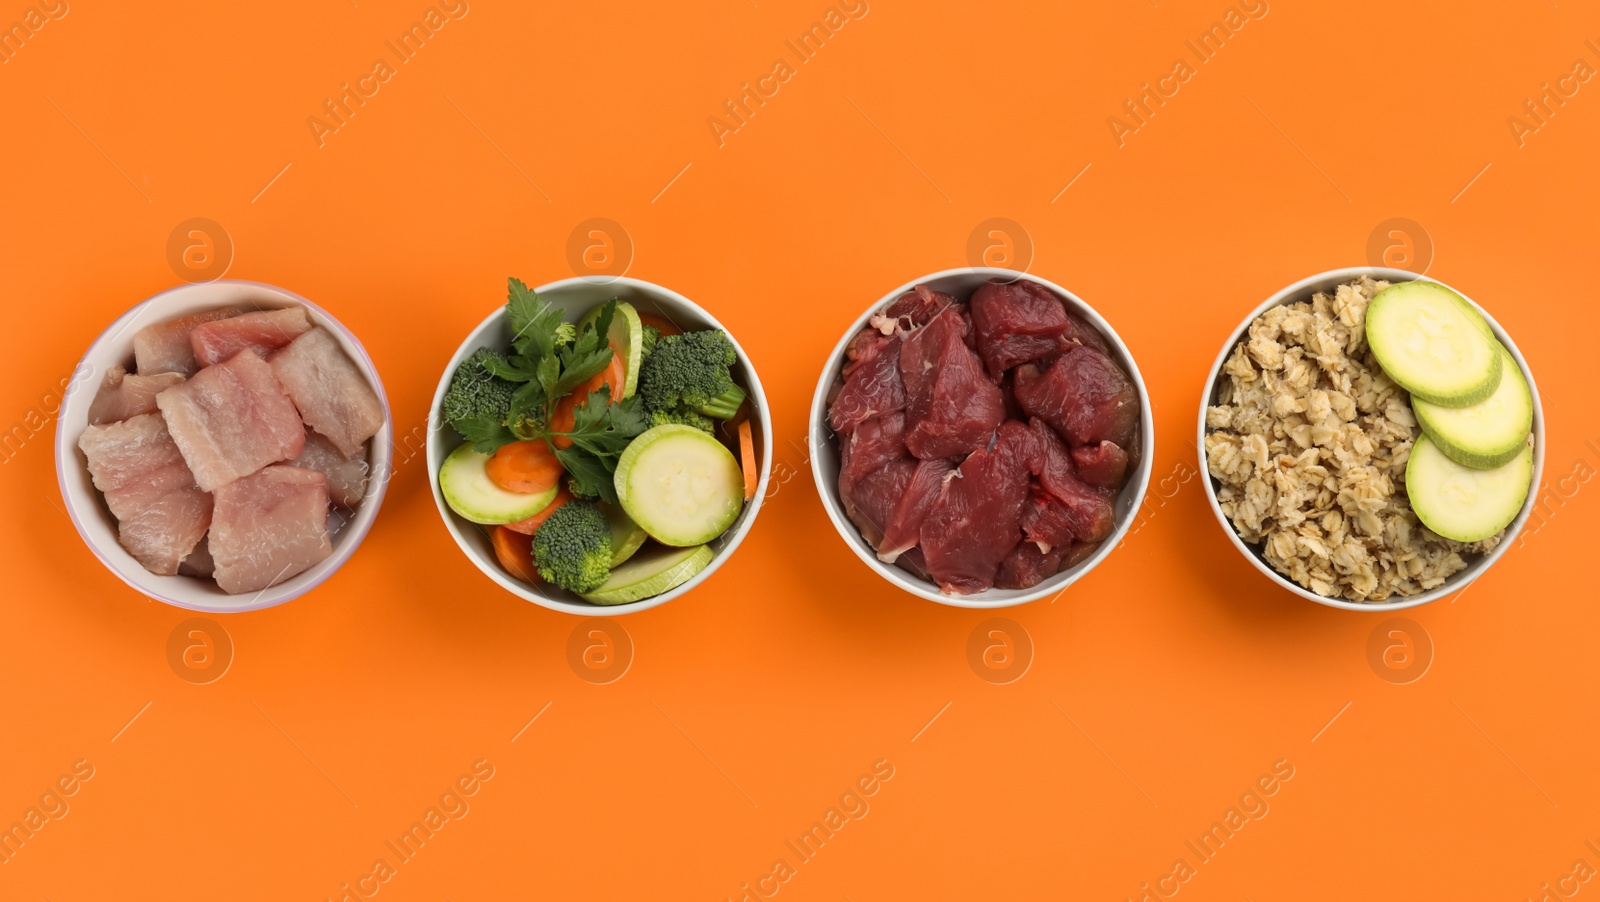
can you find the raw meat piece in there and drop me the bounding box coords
[841,457,915,549]
[995,541,1067,590]
[77,413,211,575]
[179,535,215,578]
[190,307,313,368]
[877,457,956,563]
[1019,484,1080,550]
[1013,346,1139,449]
[919,422,1033,594]
[210,465,333,594]
[156,350,306,491]
[1059,311,1111,356]
[830,334,905,435]
[1072,441,1129,489]
[899,307,1004,459]
[882,284,960,330]
[1020,418,1117,545]
[269,328,384,460]
[970,279,1072,378]
[838,412,907,498]
[895,545,931,582]
[132,306,244,376]
[1061,540,1102,571]
[842,328,895,379]
[87,367,185,426]
[290,429,370,507]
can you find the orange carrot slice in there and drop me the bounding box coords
[492,526,540,583]
[549,353,627,449]
[486,440,563,494]
[503,489,573,536]
[738,419,757,501]
[638,311,683,338]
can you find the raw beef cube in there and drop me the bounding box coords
[877,457,955,563]
[132,306,244,376]
[840,456,916,550]
[970,279,1072,378]
[1072,440,1129,489]
[995,541,1067,590]
[179,535,215,578]
[1019,418,1116,544]
[838,412,907,499]
[190,306,313,368]
[78,413,211,575]
[895,545,931,582]
[1020,484,1080,551]
[269,328,384,459]
[919,422,1033,594]
[156,350,306,491]
[290,428,370,507]
[210,465,332,594]
[88,367,186,426]
[1013,346,1139,449]
[881,284,960,330]
[830,334,906,435]
[899,307,1005,460]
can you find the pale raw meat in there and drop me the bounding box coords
[270,328,383,459]
[88,367,186,426]
[210,465,332,594]
[132,307,244,376]
[77,413,211,575]
[190,307,313,368]
[156,350,306,491]
[290,429,370,507]
[178,535,215,578]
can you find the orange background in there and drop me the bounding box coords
[3,0,1599,899]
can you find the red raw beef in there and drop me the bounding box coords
[995,541,1067,590]
[970,279,1072,378]
[1021,418,1117,545]
[841,457,915,549]
[842,328,894,379]
[877,457,955,563]
[883,284,959,329]
[895,545,931,582]
[1013,345,1139,449]
[830,334,905,435]
[1060,311,1111,356]
[1061,540,1102,571]
[1072,440,1129,489]
[838,412,907,499]
[899,307,1004,460]
[919,421,1033,594]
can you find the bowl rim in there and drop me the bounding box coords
[424,274,773,617]
[53,278,396,613]
[807,266,1155,608]
[1195,266,1546,612]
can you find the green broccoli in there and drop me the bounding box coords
[638,330,747,421]
[648,407,715,433]
[442,347,517,429]
[532,501,612,592]
[640,323,662,357]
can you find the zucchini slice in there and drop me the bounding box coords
[580,544,713,605]
[614,424,743,546]
[439,444,558,525]
[1414,346,1532,470]
[580,301,644,399]
[1367,281,1501,407]
[1406,434,1532,543]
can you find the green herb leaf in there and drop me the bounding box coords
[555,446,618,504]
[454,416,517,455]
[483,353,540,383]
[561,390,648,459]
[506,278,564,362]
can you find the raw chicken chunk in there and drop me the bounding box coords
[290,429,370,507]
[210,465,333,594]
[132,307,244,376]
[77,413,211,575]
[87,366,185,426]
[269,328,384,459]
[190,306,313,368]
[178,535,215,578]
[899,307,1005,460]
[156,350,306,492]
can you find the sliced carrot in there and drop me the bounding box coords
[503,489,573,535]
[486,440,563,494]
[737,419,757,501]
[638,311,683,338]
[492,526,540,584]
[549,352,627,449]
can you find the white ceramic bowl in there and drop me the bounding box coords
[427,276,772,616]
[55,280,395,612]
[809,267,1155,607]
[1197,267,1545,611]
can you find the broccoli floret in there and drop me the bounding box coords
[532,501,612,592]
[640,323,662,357]
[442,348,517,428]
[648,407,715,433]
[638,330,746,420]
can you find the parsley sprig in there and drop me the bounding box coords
[456,278,647,503]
